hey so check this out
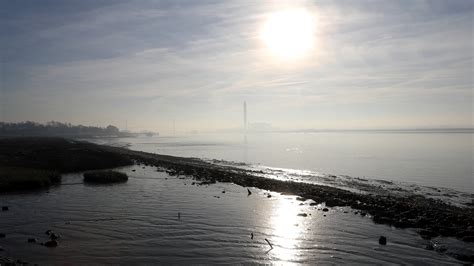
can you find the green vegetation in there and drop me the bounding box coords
[83,170,128,184]
[0,167,61,192]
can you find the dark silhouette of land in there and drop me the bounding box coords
[0,121,130,138]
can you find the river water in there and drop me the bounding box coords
[97,131,474,193]
[0,165,470,264]
[1,132,473,264]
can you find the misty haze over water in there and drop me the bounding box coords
[94,130,473,193]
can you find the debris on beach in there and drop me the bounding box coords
[265,238,273,249]
[250,233,254,239]
[379,236,387,245]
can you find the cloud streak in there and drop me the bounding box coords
[1,0,472,132]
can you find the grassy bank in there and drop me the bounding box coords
[0,167,61,192]
[0,137,133,191]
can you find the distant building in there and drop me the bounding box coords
[243,101,247,132]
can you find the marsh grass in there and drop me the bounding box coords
[0,167,61,192]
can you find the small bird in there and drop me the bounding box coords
[247,188,252,196]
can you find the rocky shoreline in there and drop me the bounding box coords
[103,147,474,249]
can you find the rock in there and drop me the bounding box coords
[27,238,37,243]
[267,194,272,198]
[0,233,5,238]
[296,197,306,201]
[322,208,329,212]
[379,236,387,245]
[132,169,136,172]
[309,202,317,206]
[250,233,254,239]
[44,240,58,247]
[49,233,60,240]
[297,213,308,217]
[360,212,367,217]
[222,191,225,194]
[2,206,8,211]
[45,230,52,235]
[247,188,252,196]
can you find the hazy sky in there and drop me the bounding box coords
[1,0,473,133]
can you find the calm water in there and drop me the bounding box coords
[0,165,469,264]
[97,132,474,193]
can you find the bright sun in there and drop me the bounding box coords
[260,9,315,60]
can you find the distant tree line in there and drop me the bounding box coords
[0,121,125,137]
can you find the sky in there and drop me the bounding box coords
[1,0,473,133]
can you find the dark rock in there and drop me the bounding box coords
[222,191,225,193]
[250,233,254,239]
[267,194,272,198]
[296,197,306,201]
[45,230,52,235]
[247,188,252,196]
[309,202,317,206]
[379,236,387,245]
[360,212,367,217]
[297,213,308,217]
[322,208,329,212]
[49,233,60,240]
[44,240,58,247]
[0,233,5,238]
[2,206,8,211]
[132,169,136,172]
[27,238,37,243]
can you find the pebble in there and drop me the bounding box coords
[322,208,329,212]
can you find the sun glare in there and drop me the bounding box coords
[260,9,315,60]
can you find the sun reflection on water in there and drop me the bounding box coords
[268,197,305,262]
